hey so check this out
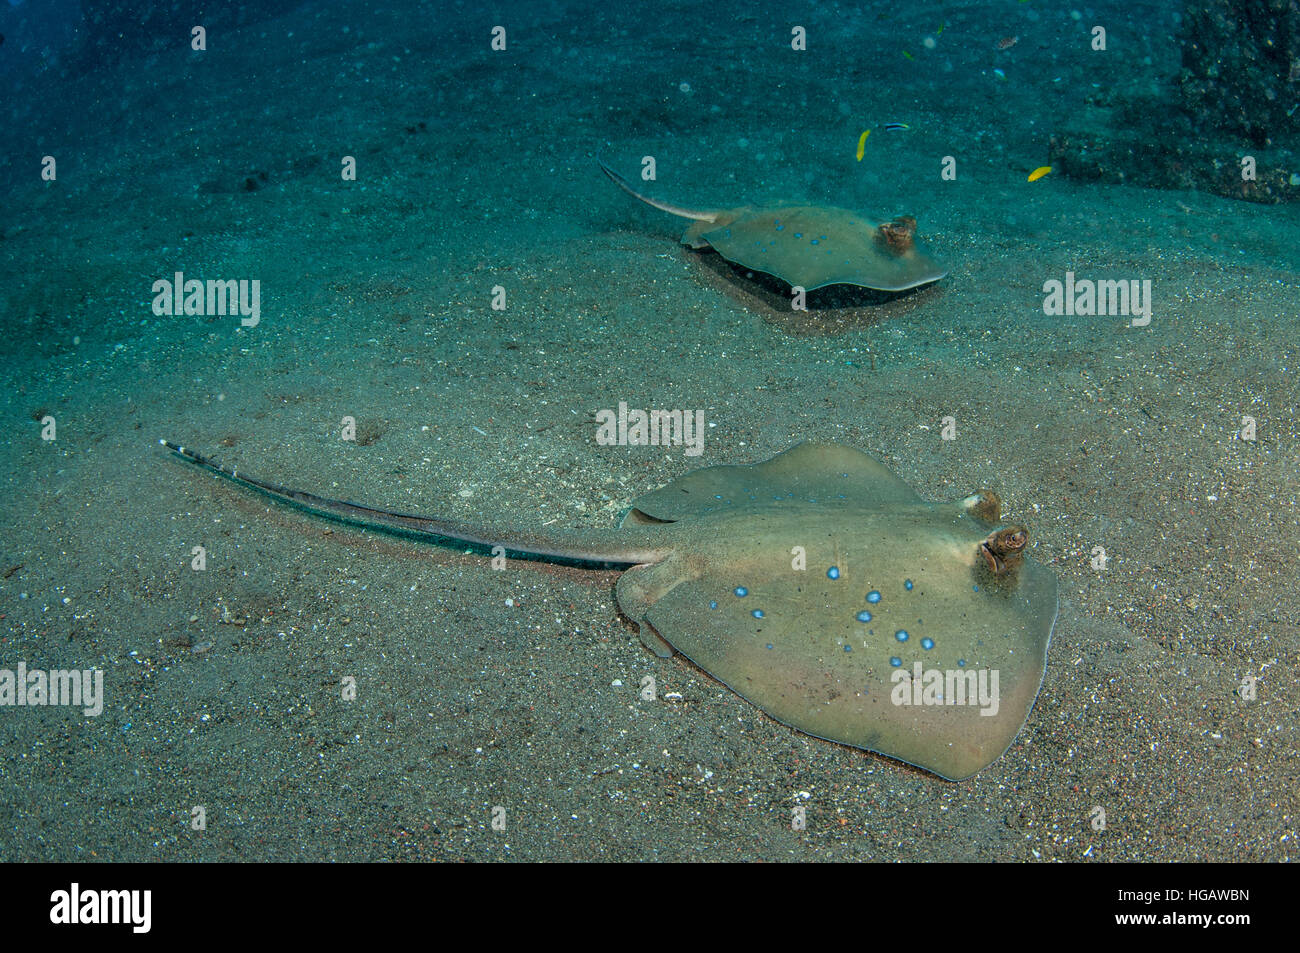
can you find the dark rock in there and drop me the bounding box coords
[1179,0,1299,146]
[1051,0,1299,203]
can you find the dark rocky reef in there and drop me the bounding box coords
[1050,0,1299,203]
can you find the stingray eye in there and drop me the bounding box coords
[1005,530,1026,550]
[877,219,916,253]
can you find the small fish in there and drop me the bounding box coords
[936,22,945,35]
[855,130,870,161]
[993,68,1007,78]
[997,35,1019,50]
[1027,166,1051,182]
[902,50,915,61]
[880,122,909,132]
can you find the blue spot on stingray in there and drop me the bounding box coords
[752,609,765,619]
[709,600,718,610]
[856,610,872,623]
[921,637,935,650]
[775,224,784,231]
[766,643,774,650]
[725,229,732,237]
[714,494,722,499]
[734,587,748,597]
[819,235,827,240]
[866,590,881,604]
[827,566,840,580]
[794,232,803,238]
[958,659,967,667]
[889,657,902,667]
[973,584,980,592]
[810,239,819,245]
[843,644,852,652]
[895,630,909,642]
[904,579,914,590]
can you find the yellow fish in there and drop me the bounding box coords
[855,130,870,161]
[1027,166,1052,182]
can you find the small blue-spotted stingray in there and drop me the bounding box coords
[161,440,1056,780]
[600,158,948,292]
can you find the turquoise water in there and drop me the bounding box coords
[1,1,1296,861]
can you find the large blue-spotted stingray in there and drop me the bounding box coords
[161,439,1056,780]
[600,158,948,292]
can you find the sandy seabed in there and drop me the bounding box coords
[0,0,1295,861]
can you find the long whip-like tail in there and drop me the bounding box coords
[159,440,672,565]
[598,156,721,222]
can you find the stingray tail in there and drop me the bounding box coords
[598,156,720,222]
[159,440,672,565]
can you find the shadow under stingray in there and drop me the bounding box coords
[690,249,946,335]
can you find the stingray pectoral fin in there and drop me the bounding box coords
[615,558,693,658]
[626,441,921,524]
[640,559,1056,780]
[160,440,672,565]
[695,204,948,292]
[681,219,714,249]
[598,157,721,223]
[636,622,675,658]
